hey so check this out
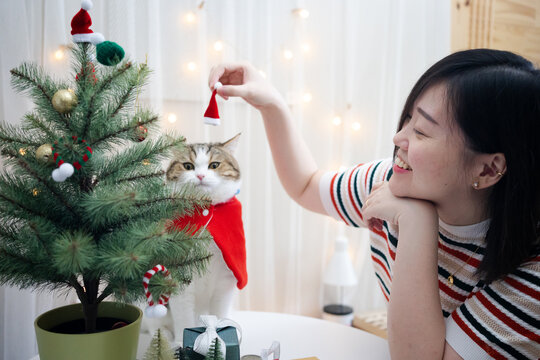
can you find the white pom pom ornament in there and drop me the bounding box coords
[59,163,75,178]
[81,0,93,10]
[142,264,171,318]
[52,169,67,182]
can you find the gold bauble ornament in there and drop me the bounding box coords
[52,89,77,113]
[36,144,54,164]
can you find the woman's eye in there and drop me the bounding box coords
[209,162,220,169]
[413,128,426,137]
[183,162,194,170]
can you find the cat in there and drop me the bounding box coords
[146,133,247,344]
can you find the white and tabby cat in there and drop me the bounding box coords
[158,133,246,343]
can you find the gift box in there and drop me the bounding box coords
[183,325,240,360]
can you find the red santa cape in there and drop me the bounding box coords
[171,197,247,289]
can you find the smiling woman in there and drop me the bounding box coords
[208,48,540,359]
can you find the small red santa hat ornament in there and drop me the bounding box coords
[204,82,223,126]
[71,0,105,45]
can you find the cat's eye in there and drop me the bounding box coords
[183,162,194,170]
[209,162,220,169]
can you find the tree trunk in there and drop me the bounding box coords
[82,278,100,333]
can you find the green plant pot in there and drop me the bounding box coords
[34,302,142,360]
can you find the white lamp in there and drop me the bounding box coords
[322,236,357,325]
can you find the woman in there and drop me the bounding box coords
[208,49,540,359]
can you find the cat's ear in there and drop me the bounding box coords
[221,133,241,155]
[166,161,183,181]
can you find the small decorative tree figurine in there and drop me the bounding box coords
[143,329,176,360]
[0,31,211,334]
[205,338,225,360]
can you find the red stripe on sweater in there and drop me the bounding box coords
[364,163,374,189]
[372,254,392,280]
[378,283,389,302]
[476,291,540,342]
[451,311,506,359]
[504,276,540,300]
[348,164,364,221]
[439,242,481,267]
[439,280,467,303]
[329,173,350,225]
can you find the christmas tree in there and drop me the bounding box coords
[143,328,176,360]
[205,338,225,360]
[0,41,212,332]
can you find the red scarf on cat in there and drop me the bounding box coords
[171,196,247,289]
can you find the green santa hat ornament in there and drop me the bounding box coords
[70,0,125,66]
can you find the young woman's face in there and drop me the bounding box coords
[389,83,473,206]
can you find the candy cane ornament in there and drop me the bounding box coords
[51,136,93,182]
[142,264,172,318]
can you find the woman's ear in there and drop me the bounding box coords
[475,153,506,189]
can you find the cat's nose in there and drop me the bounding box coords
[196,174,205,180]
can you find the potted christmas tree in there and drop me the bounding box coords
[0,2,212,359]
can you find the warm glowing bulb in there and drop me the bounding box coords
[259,70,267,78]
[168,113,177,123]
[303,92,312,103]
[19,148,26,156]
[301,42,311,52]
[54,49,65,60]
[32,188,39,197]
[293,8,310,18]
[213,41,224,52]
[187,62,197,72]
[332,116,342,126]
[184,12,197,23]
[283,49,294,60]
[142,159,151,166]
[352,122,362,131]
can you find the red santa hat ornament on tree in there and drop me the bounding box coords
[71,0,105,45]
[204,82,223,126]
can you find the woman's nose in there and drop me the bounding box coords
[393,127,409,150]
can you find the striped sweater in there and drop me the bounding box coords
[319,158,540,360]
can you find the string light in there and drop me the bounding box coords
[19,148,26,156]
[32,189,39,197]
[183,12,197,24]
[142,159,151,166]
[54,49,64,60]
[352,122,362,131]
[186,62,197,72]
[283,49,294,60]
[167,113,177,123]
[332,116,342,126]
[292,8,310,19]
[303,92,312,103]
[213,41,224,52]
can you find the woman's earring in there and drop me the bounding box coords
[473,181,479,189]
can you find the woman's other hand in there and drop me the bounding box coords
[363,181,438,231]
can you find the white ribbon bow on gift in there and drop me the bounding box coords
[193,315,242,357]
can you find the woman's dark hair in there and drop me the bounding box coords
[396,49,540,283]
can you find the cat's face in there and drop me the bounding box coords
[166,134,241,205]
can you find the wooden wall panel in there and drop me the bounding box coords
[451,0,540,65]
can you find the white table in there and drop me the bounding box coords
[227,311,390,360]
[34,311,390,360]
